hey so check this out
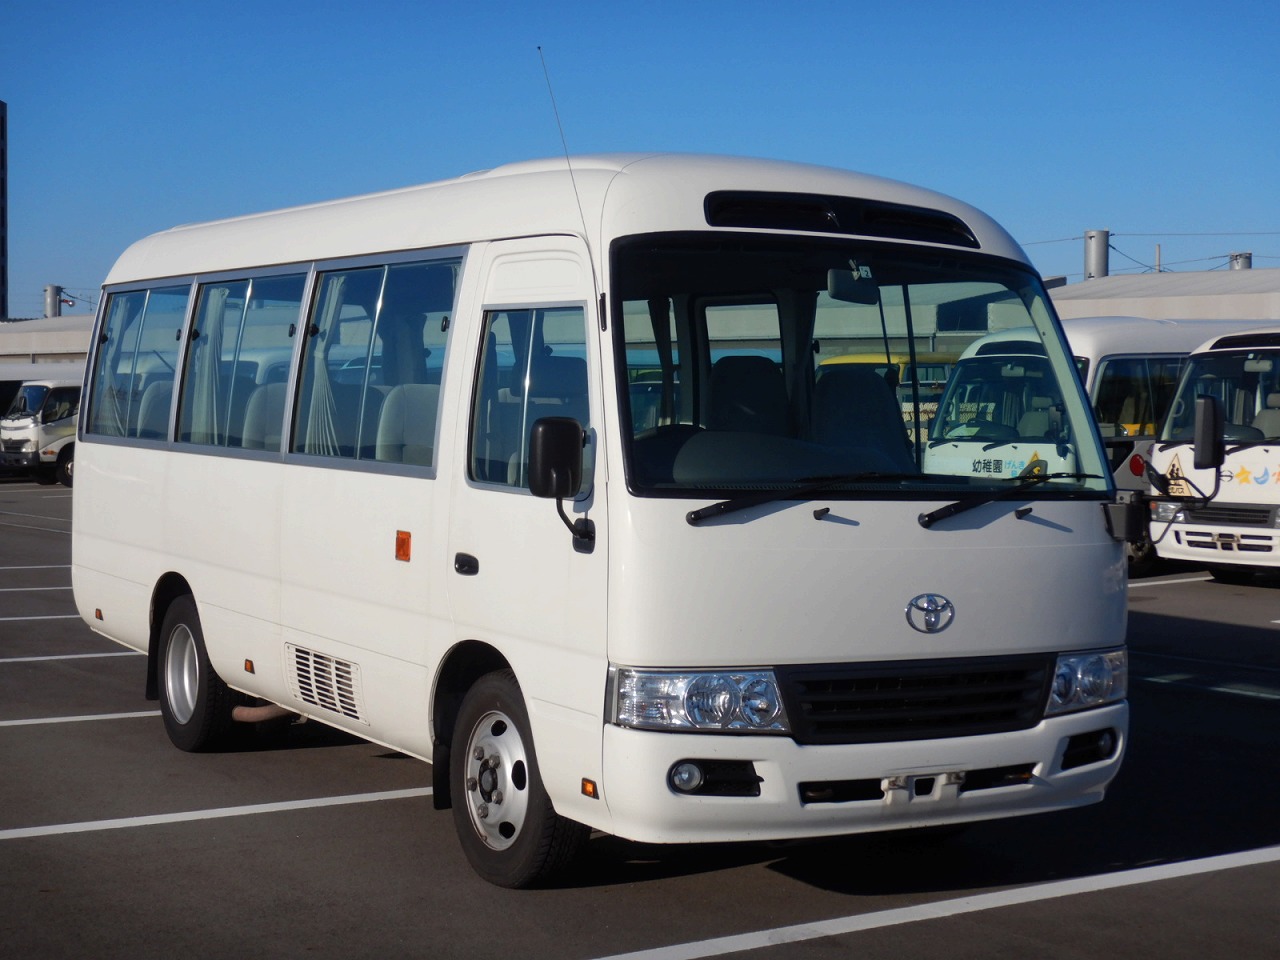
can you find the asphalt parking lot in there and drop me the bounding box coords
[2,475,1279,959]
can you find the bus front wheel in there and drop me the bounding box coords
[449,669,587,887]
[157,595,235,751]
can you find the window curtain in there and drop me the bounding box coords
[188,286,229,444]
[304,275,344,456]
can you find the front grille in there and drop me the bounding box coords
[777,655,1053,745]
[1,440,27,453]
[1184,504,1274,527]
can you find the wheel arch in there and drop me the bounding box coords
[146,573,194,701]
[430,639,512,810]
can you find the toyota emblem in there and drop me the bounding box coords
[905,594,955,633]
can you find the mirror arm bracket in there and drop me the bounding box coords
[554,496,595,543]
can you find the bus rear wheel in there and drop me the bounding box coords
[157,595,235,751]
[449,669,587,887]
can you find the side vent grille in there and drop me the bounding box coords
[285,644,366,724]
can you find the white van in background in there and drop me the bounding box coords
[1,376,82,486]
[928,316,1266,570]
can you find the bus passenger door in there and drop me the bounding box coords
[446,239,608,827]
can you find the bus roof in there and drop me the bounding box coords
[961,316,1275,362]
[104,154,1029,286]
[1188,325,1280,355]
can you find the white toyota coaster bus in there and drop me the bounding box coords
[73,154,1130,887]
[934,316,1265,571]
[1148,326,1280,582]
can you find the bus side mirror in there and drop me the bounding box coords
[1193,396,1224,471]
[529,417,594,545]
[529,417,584,499]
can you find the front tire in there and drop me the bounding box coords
[450,669,587,887]
[157,595,235,751]
[1208,564,1254,585]
[55,445,73,487]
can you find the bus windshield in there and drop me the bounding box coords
[613,233,1109,498]
[1161,347,1280,445]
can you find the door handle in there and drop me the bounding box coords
[454,552,479,576]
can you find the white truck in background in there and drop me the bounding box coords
[1,376,82,486]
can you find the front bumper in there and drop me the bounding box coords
[1151,520,1280,567]
[0,451,39,469]
[600,702,1127,844]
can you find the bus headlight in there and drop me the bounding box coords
[1150,501,1185,523]
[613,668,790,733]
[1046,649,1127,716]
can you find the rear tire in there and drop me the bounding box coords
[157,595,236,751]
[449,669,587,887]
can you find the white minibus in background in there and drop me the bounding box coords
[1149,327,1280,583]
[0,373,82,485]
[928,316,1263,571]
[73,154,1129,887]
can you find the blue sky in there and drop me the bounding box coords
[2,0,1277,317]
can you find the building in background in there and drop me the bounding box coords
[0,314,93,365]
[1,99,9,320]
[1051,269,1280,322]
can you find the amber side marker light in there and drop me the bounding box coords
[244,660,255,674]
[395,530,412,562]
[94,609,103,621]
[581,779,599,799]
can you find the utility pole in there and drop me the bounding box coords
[1084,230,1110,280]
[44,284,65,318]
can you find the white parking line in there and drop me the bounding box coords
[0,652,142,663]
[592,844,1280,960]
[0,520,70,535]
[0,710,160,727]
[0,510,72,523]
[0,586,72,592]
[0,564,71,570]
[0,614,82,621]
[0,787,434,840]
[1128,575,1212,588]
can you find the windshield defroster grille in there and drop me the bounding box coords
[777,655,1053,745]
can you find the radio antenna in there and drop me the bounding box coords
[537,46,602,323]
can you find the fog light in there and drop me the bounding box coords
[669,761,705,793]
[1062,728,1120,770]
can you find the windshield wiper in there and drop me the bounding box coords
[917,471,1104,529]
[685,472,918,526]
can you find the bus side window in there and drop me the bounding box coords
[469,307,589,488]
[177,274,304,448]
[85,285,190,439]
[293,268,384,459]
[293,259,458,464]
[371,261,457,467]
